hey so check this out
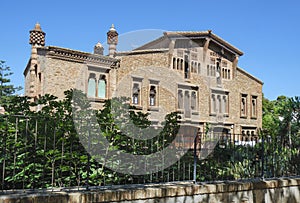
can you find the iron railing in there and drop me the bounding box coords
[0,115,299,190]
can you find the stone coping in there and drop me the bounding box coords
[0,177,299,203]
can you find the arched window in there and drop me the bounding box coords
[191,91,197,110]
[173,57,176,69]
[184,91,191,118]
[98,75,106,99]
[149,85,156,106]
[180,59,183,70]
[241,98,245,113]
[223,95,228,114]
[211,94,216,113]
[251,96,257,117]
[184,55,189,79]
[217,95,222,113]
[178,90,183,109]
[207,65,210,76]
[87,76,96,98]
[132,83,140,105]
[240,94,248,117]
[198,63,201,74]
[193,62,196,73]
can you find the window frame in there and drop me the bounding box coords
[240,94,248,118]
[251,95,258,119]
[131,76,143,107]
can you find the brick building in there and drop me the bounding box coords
[24,23,263,140]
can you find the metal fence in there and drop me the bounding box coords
[0,115,299,190]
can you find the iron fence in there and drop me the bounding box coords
[0,115,299,190]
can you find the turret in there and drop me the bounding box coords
[27,22,45,100]
[107,24,118,57]
[94,42,104,55]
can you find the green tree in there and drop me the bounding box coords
[0,60,22,106]
[262,95,279,135]
[262,95,300,176]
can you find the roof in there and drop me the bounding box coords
[117,48,169,56]
[134,30,243,56]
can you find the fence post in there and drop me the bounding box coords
[86,123,91,190]
[193,130,198,183]
[261,135,265,180]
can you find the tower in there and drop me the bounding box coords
[28,22,45,99]
[107,24,118,57]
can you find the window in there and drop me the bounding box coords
[178,90,183,109]
[222,67,231,80]
[87,65,109,100]
[207,65,209,76]
[217,95,221,113]
[207,65,216,77]
[131,76,143,106]
[251,96,257,118]
[184,91,191,118]
[241,94,248,117]
[172,57,177,69]
[191,91,197,110]
[87,74,96,97]
[184,55,190,79]
[211,94,216,113]
[190,61,200,74]
[148,80,159,109]
[241,127,257,142]
[179,59,183,70]
[223,95,228,115]
[210,90,229,116]
[149,85,156,106]
[98,75,106,99]
[132,83,140,105]
[177,85,199,118]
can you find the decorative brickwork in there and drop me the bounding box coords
[29,23,45,46]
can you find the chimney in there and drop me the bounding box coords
[107,24,118,57]
[29,22,46,47]
[94,42,104,55]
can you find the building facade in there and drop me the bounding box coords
[24,23,263,141]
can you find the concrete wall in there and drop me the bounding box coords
[1,177,299,203]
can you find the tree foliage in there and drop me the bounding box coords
[263,95,300,147]
[0,60,22,106]
[0,89,183,189]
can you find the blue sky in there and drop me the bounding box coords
[0,0,299,100]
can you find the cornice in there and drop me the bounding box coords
[40,46,119,67]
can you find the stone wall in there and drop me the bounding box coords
[41,57,87,99]
[1,177,299,203]
[116,50,263,134]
